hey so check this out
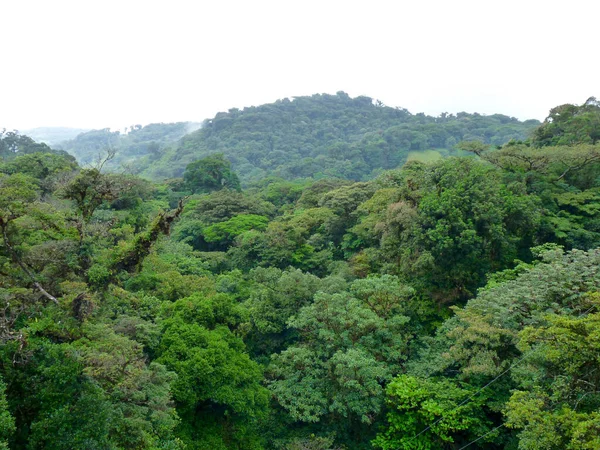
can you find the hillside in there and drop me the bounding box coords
[28,93,539,183]
[22,127,91,146]
[54,122,200,170]
[142,92,540,183]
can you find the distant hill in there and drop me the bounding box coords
[54,122,201,171]
[142,92,540,184]
[22,127,90,146]
[0,129,76,162]
[30,93,540,183]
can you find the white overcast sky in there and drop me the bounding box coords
[1,0,598,130]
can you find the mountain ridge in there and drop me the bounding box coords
[24,92,540,183]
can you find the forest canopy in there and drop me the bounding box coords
[1,95,599,449]
[42,92,539,184]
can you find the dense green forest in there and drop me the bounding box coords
[142,92,540,183]
[53,122,201,173]
[42,93,539,184]
[1,96,599,449]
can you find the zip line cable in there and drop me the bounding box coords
[457,424,505,450]
[407,302,598,446]
[409,352,530,441]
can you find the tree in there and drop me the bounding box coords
[143,93,538,183]
[184,189,275,224]
[532,97,600,147]
[0,322,180,450]
[505,308,600,450]
[373,375,493,450]
[268,276,414,447]
[0,173,58,305]
[59,168,127,223]
[0,130,55,160]
[156,292,269,447]
[0,376,15,450]
[183,154,241,193]
[381,158,541,302]
[1,152,77,179]
[202,214,269,249]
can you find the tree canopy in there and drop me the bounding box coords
[1,96,599,449]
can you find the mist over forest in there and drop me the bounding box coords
[1,93,600,449]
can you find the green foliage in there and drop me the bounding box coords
[157,293,269,447]
[505,308,600,449]
[0,377,15,450]
[246,267,324,335]
[284,434,341,450]
[0,173,39,221]
[158,321,266,414]
[143,92,538,183]
[532,97,600,147]
[184,154,241,193]
[0,130,69,160]
[350,275,415,319]
[407,149,444,163]
[55,122,196,172]
[385,247,600,449]
[184,189,276,224]
[59,168,128,221]
[203,214,269,247]
[2,100,600,450]
[268,276,414,446]
[479,142,600,248]
[376,157,541,302]
[0,322,180,450]
[253,177,308,208]
[419,248,600,380]
[0,152,77,196]
[373,375,493,449]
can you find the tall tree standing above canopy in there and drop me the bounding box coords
[532,97,600,147]
[183,153,241,193]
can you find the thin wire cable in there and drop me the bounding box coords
[410,353,529,441]
[457,424,505,450]
[458,366,598,450]
[578,304,597,317]
[409,302,598,443]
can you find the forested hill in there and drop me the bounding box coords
[26,93,538,183]
[22,127,90,147]
[143,92,540,183]
[54,122,200,171]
